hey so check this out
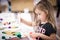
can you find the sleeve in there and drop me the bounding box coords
[43,23,56,36]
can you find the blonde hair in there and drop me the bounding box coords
[33,0,56,30]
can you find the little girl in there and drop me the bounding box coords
[21,0,57,40]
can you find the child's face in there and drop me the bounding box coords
[35,9,47,22]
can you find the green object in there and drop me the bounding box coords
[13,34,15,36]
[12,32,15,36]
[2,32,6,34]
[17,34,21,38]
[2,36,6,39]
[15,32,21,38]
[15,32,20,35]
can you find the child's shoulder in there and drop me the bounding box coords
[39,22,52,27]
[43,22,53,28]
[45,22,52,26]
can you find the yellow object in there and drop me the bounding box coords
[4,31,15,36]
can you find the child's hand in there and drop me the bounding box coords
[20,18,23,22]
[30,32,39,38]
[32,22,36,26]
[20,18,25,23]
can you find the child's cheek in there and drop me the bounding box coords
[37,16,41,21]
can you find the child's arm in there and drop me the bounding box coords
[30,33,56,40]
[39,33,56,40]
[20,18,36,26]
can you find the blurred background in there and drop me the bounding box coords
[0,0,60,40]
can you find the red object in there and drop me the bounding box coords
[30,32,32,34]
